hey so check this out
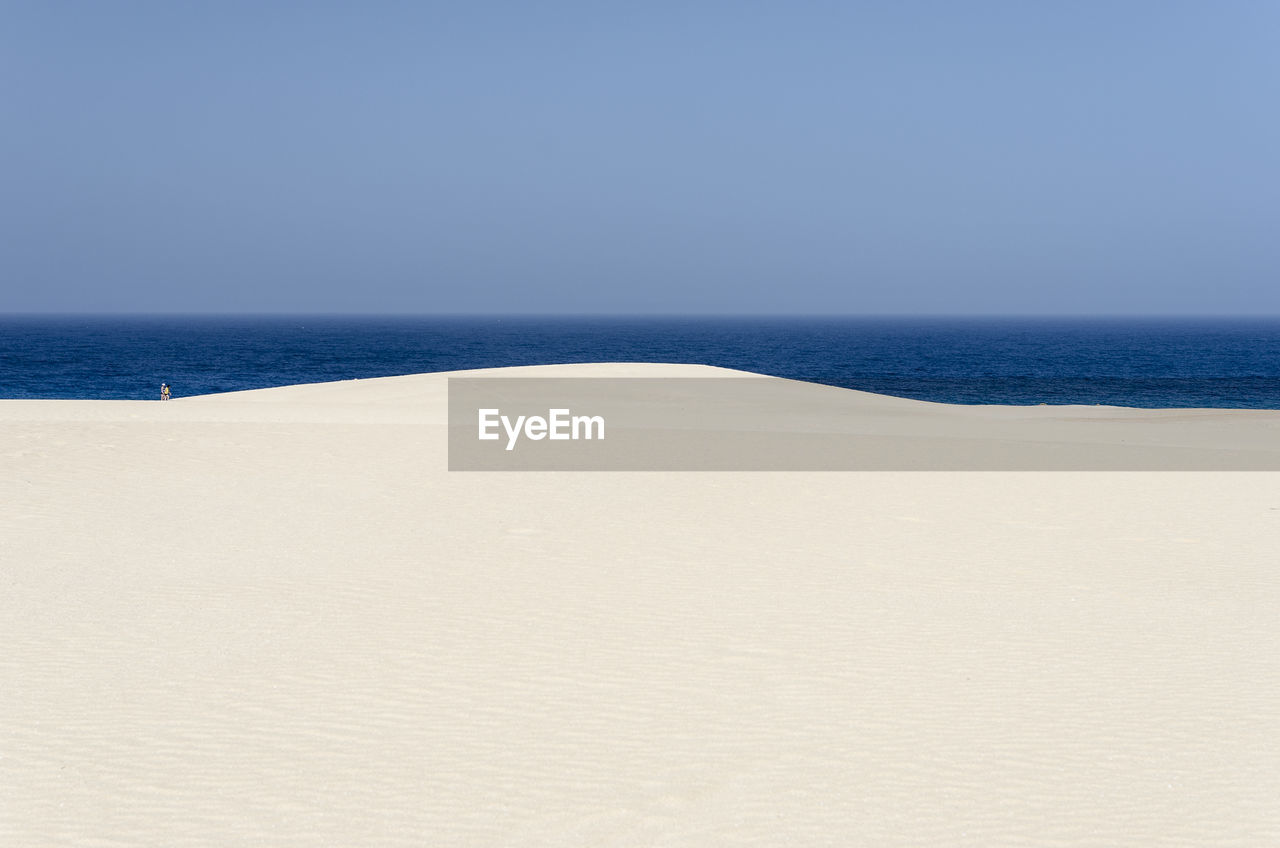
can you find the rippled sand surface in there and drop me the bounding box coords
[3,365,1279,846]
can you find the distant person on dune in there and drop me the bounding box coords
[161,383,170,401]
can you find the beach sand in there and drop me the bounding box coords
[3,364,1278,846]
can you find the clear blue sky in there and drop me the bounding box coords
[2,2,1277,314]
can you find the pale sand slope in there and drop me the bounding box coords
[2,363,1279,847]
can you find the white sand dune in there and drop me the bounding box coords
[3,363,1279,846]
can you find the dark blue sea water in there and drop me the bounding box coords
[3,315,1280,408]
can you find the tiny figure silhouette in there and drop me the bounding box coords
[161,383,171,401]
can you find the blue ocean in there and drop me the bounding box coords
[3,315,1280,408]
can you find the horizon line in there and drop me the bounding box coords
[5,311,1280,320]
